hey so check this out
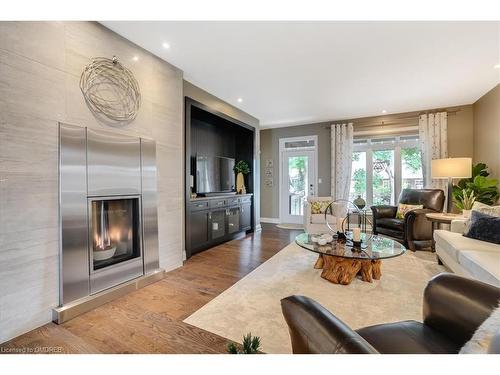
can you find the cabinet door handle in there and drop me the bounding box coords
[208,213,211,220]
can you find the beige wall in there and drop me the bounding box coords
[260,105,474,219]
[474,84,500,179]
[184,81,261,228]
[0,22,184,343]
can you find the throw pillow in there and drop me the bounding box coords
[396,203,423,219]
[310,201,331,214]
[463,210,500,245]
[460,302,500,354]
[471,201,500,217]
[464,202,500,233]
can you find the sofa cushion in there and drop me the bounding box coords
[434,230,500,263]
[310,214,336,225]
[377,218,404,231]
[457,251,500,287]
[356,320,461,354]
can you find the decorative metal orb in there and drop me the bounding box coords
[80,56,141,123]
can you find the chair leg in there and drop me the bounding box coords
[407,240,417,252]
[436,256,443,265]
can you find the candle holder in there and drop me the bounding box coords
[336,231,346,241]
[351,239,363,251]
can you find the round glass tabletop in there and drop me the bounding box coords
[295,232,406,260]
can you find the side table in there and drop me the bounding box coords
[425,213,464,252]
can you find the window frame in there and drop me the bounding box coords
[351,135,421,207]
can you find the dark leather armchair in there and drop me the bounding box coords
[371,188,445,250]
[281,273,500,354]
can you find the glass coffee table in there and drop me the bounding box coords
[295,232,406,285]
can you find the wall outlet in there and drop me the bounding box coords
[318,178,322,184]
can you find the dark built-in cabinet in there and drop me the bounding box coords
[185,97,255,258]
[188,194,253,255]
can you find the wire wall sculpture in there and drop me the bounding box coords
[80,56,141,123]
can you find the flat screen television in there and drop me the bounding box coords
[196,156,235,195]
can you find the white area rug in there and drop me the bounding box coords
[184,242,446,353]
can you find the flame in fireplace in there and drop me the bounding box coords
[94,200,112,250]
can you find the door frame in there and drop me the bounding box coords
[278,135,318,224]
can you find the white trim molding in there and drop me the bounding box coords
[260,217,281,224]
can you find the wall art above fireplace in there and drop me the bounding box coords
[80,56,141,124]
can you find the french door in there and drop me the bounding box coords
[280,137,317,224]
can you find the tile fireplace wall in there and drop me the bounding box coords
[0,22,184,342]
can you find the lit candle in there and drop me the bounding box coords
[352,227,361,242]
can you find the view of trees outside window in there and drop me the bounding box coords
[401,147,424,190]
[349,151,366,202]
[349,139,423,206]
[372,150,394,205]
[288,156,308,215]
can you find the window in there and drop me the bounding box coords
[349,136,423,206]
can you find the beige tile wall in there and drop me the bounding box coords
[0,21,184,343]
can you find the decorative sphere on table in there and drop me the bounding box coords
[353,195,366,209]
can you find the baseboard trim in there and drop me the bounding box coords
[260,217,280,224]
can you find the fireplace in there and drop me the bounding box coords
[56,124,162,322]
[88,196,144,294]
[90,197,141,270]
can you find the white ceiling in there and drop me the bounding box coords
[102,21,500,128]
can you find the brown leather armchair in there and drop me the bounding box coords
[371,188,445,251]
[281,273,500,354]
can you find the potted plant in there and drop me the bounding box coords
[227,333,261,354]
[452,163,499,211]
[234,160,250,194]
[453,189,476,218]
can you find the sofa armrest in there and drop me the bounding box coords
[450,219,467,234]
[281,295,378,354]
[370,205,397,219]
[404,208,436,241]
[423,273,500,347]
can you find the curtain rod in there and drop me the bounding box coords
[323,109,461,129]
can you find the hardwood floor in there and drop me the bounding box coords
[0,224,301,354]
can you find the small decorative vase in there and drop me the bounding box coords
[462,209,472,218]
[353,195,366,210]
[236,172,245,194]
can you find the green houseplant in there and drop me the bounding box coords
[227,333,261,354]
[234,160,250,194]
[452,163,499,209]
[453,189,476,217]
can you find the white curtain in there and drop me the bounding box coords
[418,111,448,196]
[331,123,354,201]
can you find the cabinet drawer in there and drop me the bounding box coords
[210,198,227,208]
[190,200,209,212]
[240,196,252,204]
[226,197,240,206]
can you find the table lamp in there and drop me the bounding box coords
[431,157,472,213]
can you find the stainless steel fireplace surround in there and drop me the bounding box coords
[54,123,163,323]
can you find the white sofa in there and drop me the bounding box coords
[434,219,500,287]
[303,197,346,234]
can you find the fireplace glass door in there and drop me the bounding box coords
[90,197,141,272]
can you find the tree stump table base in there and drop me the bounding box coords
[315,254,382,285]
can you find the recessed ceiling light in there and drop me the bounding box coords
[132,56,139,61]
[162,42,170,49]
[237,98,243,103]
[494,63,500,69]
[382,110,387,114]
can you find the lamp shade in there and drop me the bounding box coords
[431,158,472,179]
